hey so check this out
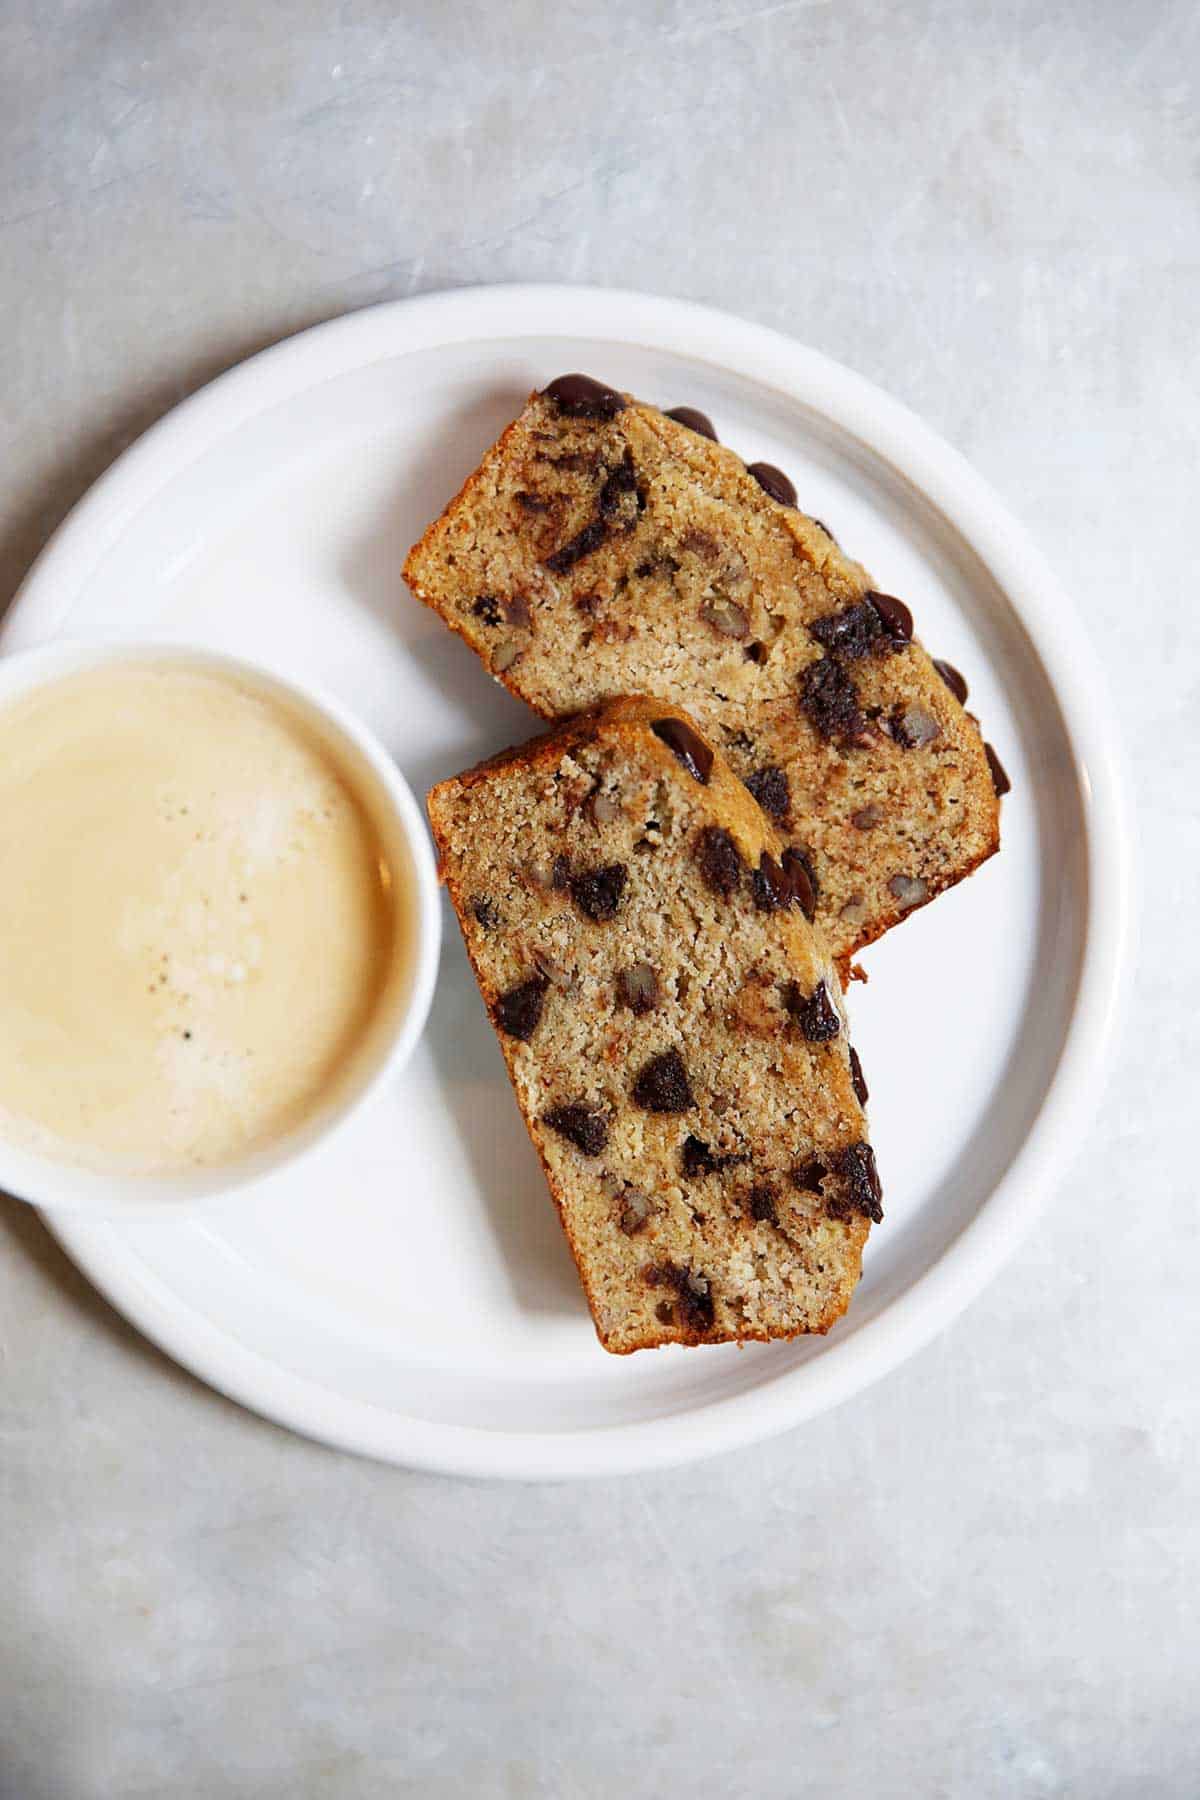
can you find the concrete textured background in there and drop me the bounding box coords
[1,2,1197,1795]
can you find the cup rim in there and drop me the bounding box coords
[0,639,442,1217]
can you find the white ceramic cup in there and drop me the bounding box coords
[0,641,441,1216]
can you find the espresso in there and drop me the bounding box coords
[0,663,402,1175]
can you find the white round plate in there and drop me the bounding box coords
[4,286,1131,1480]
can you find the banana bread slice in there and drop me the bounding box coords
[406,376,1006,964]
[427,697,880,1354]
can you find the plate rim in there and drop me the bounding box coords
[5,283,1135,1480]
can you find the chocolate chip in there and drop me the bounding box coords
[544,517,606,573]
[744,640,768,664]
[782,845,819,921]
[494,975,549,1041]
[665,406,718,441]
[799,656,866,746]
[569,862,628,922]
[695,825,743,896]
[751,852,787,912]
[933,659,969,704]
[598,449,640,527]
[655,1300,675,1324]
[851,804,884,831]
[700,599,749,639]
[809,591,912,661]
[681,1135,718,1177]
[615,961,659,1015]
[470,896,501,931]
[849,1047,869,1106]
[744,765,789,819]
[680,1135,747,1178]
[985,743,1011,796]
[865,591,913,644]
[514,490,551,513]
[889,705,941,749]
[543,373,626,419]
[644,1261,715,1333]
[681,1270,714,1332]
[633,1049,695,1114]
[748,1183,778,1224]
[652,716,713,783]
[809,600,886,660]
[785,978,841,1042]
[551,854,572,890]
[747,462,798,507]
[544,1103,609,1156]
[472,595,502,625]
[887,873,928,911]
[790,1157,827,1194]
[832,1141,883,1222]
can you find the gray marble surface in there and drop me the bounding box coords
[1,2,1197,1795]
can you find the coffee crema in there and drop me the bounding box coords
[0,663,404,1175]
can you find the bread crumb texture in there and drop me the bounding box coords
[428,699,880,1355]
[406,382,1002,962]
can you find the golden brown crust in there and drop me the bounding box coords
[404,408,537,704]
[428,699,874,1355]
